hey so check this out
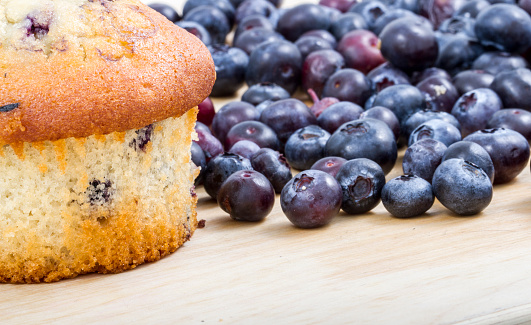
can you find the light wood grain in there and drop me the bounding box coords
[2,1,531,324]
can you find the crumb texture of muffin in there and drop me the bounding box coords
[0,0,215,144]
[0,108,199,283]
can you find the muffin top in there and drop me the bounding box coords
[0,0,215,144]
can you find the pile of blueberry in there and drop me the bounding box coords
[150,0,531,228]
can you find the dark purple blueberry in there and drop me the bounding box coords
[348,0,388,31]
[371,84,426,124]
[418,0,466,28]
[284,125,331,171]
[183,5,230,44]
[176,21,212,46]
[317,101,364,133]
[487,109,531,142]
[228,140,261,159]
[417,76,460,113]
[208,44,249,97]
[183,0,235,25]
[372,8,417,36]
[197,97,215,127]
[325,118,398,174]
[195,121,211,135]
[295,35,334,60]
[454,0,490,18]
[204,153,254,200]
[435,34,484,75]
[451,88,503,137]
[319,0,357,13]
[330,12,368,40]
[335,158,386,214]
[280,170,342,228]
[245,40,302,95]
[490,68,531,112]
[211,101,259,145]
[225,120,280,150]
[276,4,332,42]
[259,98,317,146]
[409,119,462,147]
[452,70,495,95]
[233,27,285,55]
[235,0,279,25]
[379,17,438,72]
[381,175,434,218]
[250,148,292,193]
[367,62,411,92]
[149,3,181,22]
[442,140,495,183]
[336,29,385,74]
[411,67,451,85]
[217,170,275,222]
[438,16,476,38]
[129,124,153,153]
[241,82,290,106]
[359,106,400,141]
[382,0,420,12]
[300,29,338,48]
[194,128,224,163]
[464,128,530,184]
[233,14,275,41]
[432,158,493,215]
[311,156,348,177]
[402,139,448,183]
[474,4,531,53]
[402,109,461,144]
[321,68,374,106]
[301,49,345,97]
[472,52,528,76]
[86,179,113,206]
[191,141,207,186]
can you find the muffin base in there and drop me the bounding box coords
[0,108,199,283]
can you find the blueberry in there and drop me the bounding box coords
[487,109,531,142]
[371,84,426,125]
[474,4,531,53]
[294,35,334,60]
[176,21,212,46]
[233,27,285,55]
[208,44,249,97]
[402,110,461,145]
[411,67,451,85]
[86,179,113,206]
[149,3,181,22]
[241,82,290,106]
[280,170,342,228]
[319,0,357,13]
[451,88,503,137]
[409,119,462,147]
[330,12,368,39]
[335,158,386,214]
[194,128,224,163]
[301,49,345,97]
[432,158,493,215]
[191,142,207,186]
[300,30,338,49]
[359,106,401,141]
[371,8,417,36]
[183,5,230,44]
[379,17,438,72]
[259,98,317,146]
[464,128,530,184]
[416,75,460,113]
[235,0,279,25]
[321,68,374,106]
[183,0,235,25]
[225,120,281,151]
[233,14,275,41]
[402,139,448,183]
[284,125,331,171]
[276,4,332,42]
[211,101,259,145]
[217,170,275,222]
[348,0,388,31]
[228,140,261,160]
[310,156,348,177]
[317,101,364,134]
[197,97,215,127]
[204,153,254,200]
[245,40,302,95]
[490,68,531,112]
[438,16,476,38]
[337,29,386,75]
[326,118,397,174]
[382,175,434,218]
[367,62,411,92]
[250,148,292,193]
[129,124,153,153]
[435,34,484,76]
[452,70,495,95]
[472,52,528,76]
[382,0,420,12]
[453,0,490,18]
[442,140,495,183]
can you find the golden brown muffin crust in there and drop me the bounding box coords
[0,0,215,144]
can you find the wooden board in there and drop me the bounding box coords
[2,1,531,324]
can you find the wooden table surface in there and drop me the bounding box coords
[2,1,531,324]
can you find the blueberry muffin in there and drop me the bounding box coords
[0,0,215,283]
